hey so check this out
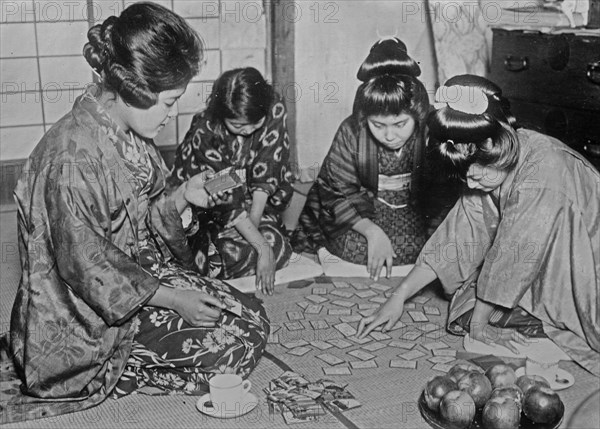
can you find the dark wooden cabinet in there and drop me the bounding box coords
[490,28,600,169]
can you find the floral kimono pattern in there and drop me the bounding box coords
[170,93,294,279]
[418,129,600,376]
[2,86,269,424]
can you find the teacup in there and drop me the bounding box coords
[209,374,252,412]
[525,356,559,384]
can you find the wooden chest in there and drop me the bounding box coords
[490,29,600,169]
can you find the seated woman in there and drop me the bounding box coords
[4,3,269,423]
[295,38,430,281]
[358,74,600,377]
[170,67,294,295]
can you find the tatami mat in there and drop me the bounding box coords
[1,207,598,428]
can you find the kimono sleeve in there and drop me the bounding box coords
[317,122,375,236]
[48,162,159,326]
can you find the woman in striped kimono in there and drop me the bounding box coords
[358,75,600,376]
[170,68,294,295]
[296,38,430,281]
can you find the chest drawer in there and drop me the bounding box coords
[490,29,600,111]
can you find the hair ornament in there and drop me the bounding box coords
[433,85,489,115]
[375,28,399,44]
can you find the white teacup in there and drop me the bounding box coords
[525,356,559,384]
[209,374,252,412]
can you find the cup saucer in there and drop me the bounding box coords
[515,367,575,391]
[196,392,259,419]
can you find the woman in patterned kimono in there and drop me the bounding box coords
[295,38,430,281]
[358,75,600,376]
[4,3,269,423]
[169,68,294,295]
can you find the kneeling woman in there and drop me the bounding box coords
[170,68,294,295]
[359,75,600,376]
[297,38,430,281]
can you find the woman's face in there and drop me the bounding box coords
[465,163,508,192]
[367,113,416,150]
[113,86,187,139]
[224,117,266,137]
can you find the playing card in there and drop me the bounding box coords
[403,302,416,309]
[332,281,351,288]
[328,308,352,316]
[327,338,353,349]
[316,353,345,366]
[390,359,418,369]
[408,311,429,322]
[361,342,387,352]
[221,296,243,317]
[306,295,328,304]
[288,346,312,356]
[370,283,392,292]
[310,320,329,330]
[281,339,309,349]
[432,363,454,373]
[339,315,363,323]
[347,349,376,361]
[369,331,391,341]
[329,290,355,299]
[331,300,355,308]
[358,309,378,317]
[296,301,310,310]
[398,349,426,360]
[347,336,372,345]
[433,348,457,357]
[350,282,369,290]
[388,340,416,350]
[333,322,357,337]
[203,167,243,194]
[287,311,305,321]
[312,287,328,295]
[358,302,379,310]
[304,304,323,315]
[327,397,362,412]
[421,341,449,351]
[399,330,422,341]
[369,296,388,304]
[411,295,431,304]
[423,305,441,316]
[268,333,280,344]
[310,340,333,350]
[322,367,352,376]
[350,360,378,369]
[285,321,305,331]
[355,290,378,299]
[428,356,456,364]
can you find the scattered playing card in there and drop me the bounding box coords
[281,339,309,349]
[350,360,378,369]
[369,296,388,304]
[331,300,356,308]
[203,167,243,194]
[355,290,378,299]
[370,283,392,292]
[333,322,357,337]
[432,363,454,373]
[221,296,243,317]
[428,356,456,364]
[421,341,450,351]
[288,346,312,356]
[268,333,280,344]
[423,305,441,316]
[358,302,379,310]
[328,308,352,316]
[350,283,370,290]
[287,311,305,321]
[347,336,371,345]
[305,304,323,315]
[329,290,355,299]
[388,340,416,350]
[398,349,426,360]
[347,349,376,361]
[362,342,387,352]
[327,338,354,349]
[390,359,418,369]
[306,295,328,304]
[369,331,392,341]
[322,367,352,376]
[403,302,416,309]
[339,315,363,323]
[285,321,305,331]
[296,301,310,310]
[408,311,429,322]
[312,287,328,295]
[433,348,457,357]
[310,340,333,350]
[399,330,422,341]
[316,353,345,366]
[358,309,378,317]
[411,295,431,304]
[332,281,351,288]
[310,320,329,330]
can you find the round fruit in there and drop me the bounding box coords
[424,375,458,412]
[485,364,518,389]
[522,385,565,424]
[516,374,551,398]
[482,396,521,429]
[439,390,476,429]
[489,385,524,406]
[448,363,484,383]
[458,371,493,408]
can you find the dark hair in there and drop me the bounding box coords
[353,38,429,127]
[83,2,203,109]
[427,74,520,179]
[205,67,274,138]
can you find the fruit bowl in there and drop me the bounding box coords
[418,392,563,429]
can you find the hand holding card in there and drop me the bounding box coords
[203,167,244,195]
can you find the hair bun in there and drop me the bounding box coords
[83,15,118,75]
[357,37,421,82]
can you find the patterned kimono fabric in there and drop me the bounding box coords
[113,134,269,397]
[171,96,293,280]
[327,139,427,265]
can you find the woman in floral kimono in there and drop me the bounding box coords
[358,75,600,376]
[169,68,294,295]
[3,3,269,423]
[295,38,430,281]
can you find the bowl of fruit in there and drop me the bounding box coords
[418,363,565,428]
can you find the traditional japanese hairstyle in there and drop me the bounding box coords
[83,2,203,109]
[353,37,429,126]
[428,74,520,178]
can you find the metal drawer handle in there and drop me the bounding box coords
[587,61,600,85]
[504,56,529,72]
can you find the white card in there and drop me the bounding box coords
[316,353,345,366]
[347,349,376,361]
[331,300,356,308]
[305,304,323,315]
[310,320,329,330]
[323,367,352,376]
[334,322,357,337]
[350,360,378,369]
[390,359,418,369]
[306,295,328,304]
[398,349,426,360]
[408,311,429,322]
[287,346,311,356]
[362,342,387,352]
[327,338,353,349]
[340,315,363,323]
[369,331,392,341]
[330,290,355,299]
[328,308,352,316]
[310,340,333,350]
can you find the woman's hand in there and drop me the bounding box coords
[469,322,532,354]
[171,289,225,327]
[184,172,231,209]
[365,226,396,281]
[256,244,275,296]
[357,294,405,338]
